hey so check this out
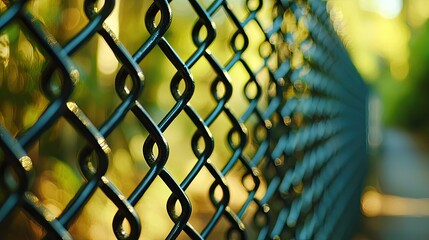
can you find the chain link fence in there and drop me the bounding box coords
[0,0,368,239]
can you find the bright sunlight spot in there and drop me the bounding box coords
[362,189,429,217]
[97,0,120,78]
[359,0,403,19]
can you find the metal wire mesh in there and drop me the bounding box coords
[0,0,368,239]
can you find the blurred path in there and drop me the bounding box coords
[377,129,429,198]
[356,128,429,240]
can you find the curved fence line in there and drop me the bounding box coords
[0,0,368,239]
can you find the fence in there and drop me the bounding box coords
[0,0,368,239]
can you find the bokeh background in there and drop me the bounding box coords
[334,0,429,131]
[333,0,429,239]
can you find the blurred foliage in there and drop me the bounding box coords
[332,0,429,133]
[388,20,429,132]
